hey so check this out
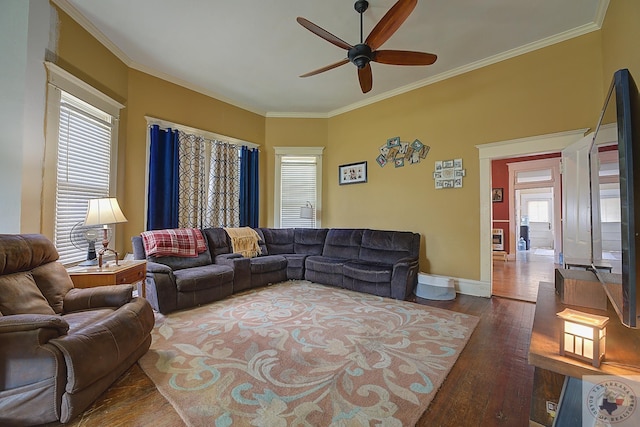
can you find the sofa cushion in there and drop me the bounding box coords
[282,254,306,270]
[0,272,56,315]
[343,261,393,283]
[202,227,232,257]
[63,308,115,333]
[0,234,59,275]
[249,255,287,275]
[259,228,294,254]
[173,264,234,292]
[305,256,348,274]
[358,229,419,264]
[321,229,364,259]
[31,262,75,314]
[294,228,328,255]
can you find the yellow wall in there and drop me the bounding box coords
[325,33,603,279]
[601,0,640,93]
[264,118,328,226]
[50,1,640,281]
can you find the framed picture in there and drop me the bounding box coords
[492,188,503,202]
[339,161,368,185]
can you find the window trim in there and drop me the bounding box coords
[274,146,324,228]
[43,62,123,255]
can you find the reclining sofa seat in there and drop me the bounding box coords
[256,228,329,279]
[305,229,365,288]
[132,234,234,314]
[0,234,154,425]
[343,229,421,300]
[305,228,420,300]
[204,227,287,291]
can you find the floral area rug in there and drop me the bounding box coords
[138,281,478,426]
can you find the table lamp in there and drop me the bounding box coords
[557,308,609,367]
[300,201,314,219]
[83,197,128,268]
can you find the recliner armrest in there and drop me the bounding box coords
[63,285,133,312]
[0,314,69,335]
[146,260,173,274]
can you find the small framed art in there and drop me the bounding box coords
[492,188,503,202]
[339,161,367,185]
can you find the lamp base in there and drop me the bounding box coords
[98,248,120,268]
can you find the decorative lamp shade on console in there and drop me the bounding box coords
[84,197,128,267]
[557,308,609,367]
[300,201,314,219]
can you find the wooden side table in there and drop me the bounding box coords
[67,260,147,298]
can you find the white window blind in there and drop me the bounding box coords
[281,156,317,228]
[527,200,550,223]
[54,92,113,264]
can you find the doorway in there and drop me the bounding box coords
[493,157,561,301]
[477,128,588,301]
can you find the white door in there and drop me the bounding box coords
[562,133,598,262]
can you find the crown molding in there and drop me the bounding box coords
[53,0,610,120]
[129,62,267,117]
[51,0,132,67]
[322,20,604,118]
[266,112,329,119]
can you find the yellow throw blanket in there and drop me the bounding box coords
[224,227,261,258]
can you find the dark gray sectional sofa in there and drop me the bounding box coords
[132,227,420,314]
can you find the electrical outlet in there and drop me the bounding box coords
[546,401,557,417]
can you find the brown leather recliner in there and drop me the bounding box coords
[0,234,155,426]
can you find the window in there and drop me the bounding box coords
[274,147,324,228]
[44,63,123,265]
[527,200,550,223]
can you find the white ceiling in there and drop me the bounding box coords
[57,0,606,117]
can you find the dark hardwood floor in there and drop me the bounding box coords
[492,251,558,302]
[42,258,553,427]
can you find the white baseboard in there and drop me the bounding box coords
[456,276,491,297]
[419,274,491,298]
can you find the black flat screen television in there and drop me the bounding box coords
[590,68,640,328]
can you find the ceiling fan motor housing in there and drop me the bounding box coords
[348,43,372,69]
[354,0,369,14]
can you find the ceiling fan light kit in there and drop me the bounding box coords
[297,0,437,93]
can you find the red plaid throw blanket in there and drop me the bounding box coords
[141,228,207,258]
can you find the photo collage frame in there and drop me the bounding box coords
[376,137,430,168]
[433,158,466,189]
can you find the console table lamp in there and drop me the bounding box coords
[300,201,314,219]
[557,308,609,367]
[83,198,128,268]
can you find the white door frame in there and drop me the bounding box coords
[508,157,562,261]
[476,128,588,292]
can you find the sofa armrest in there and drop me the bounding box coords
[0,314,69,335]
[391,258,420,300]
[215,253,244,261]
[63,285,133,312]
[215,254,251,292]
[49,298,154,395]
[0,314,68,402]
[146,260,173,274]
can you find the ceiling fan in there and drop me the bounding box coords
[297,0,437,94]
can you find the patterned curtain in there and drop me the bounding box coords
[177,130,240,228]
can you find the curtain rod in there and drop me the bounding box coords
[145,116,259,149]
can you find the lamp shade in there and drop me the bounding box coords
[84,198,128,226]
[300,202,314,219]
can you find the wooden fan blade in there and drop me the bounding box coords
[358,63,373,93]
[300,59,349,78]
[373,50,437,66]
[365,0,417,51]
[297,17,353,50]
